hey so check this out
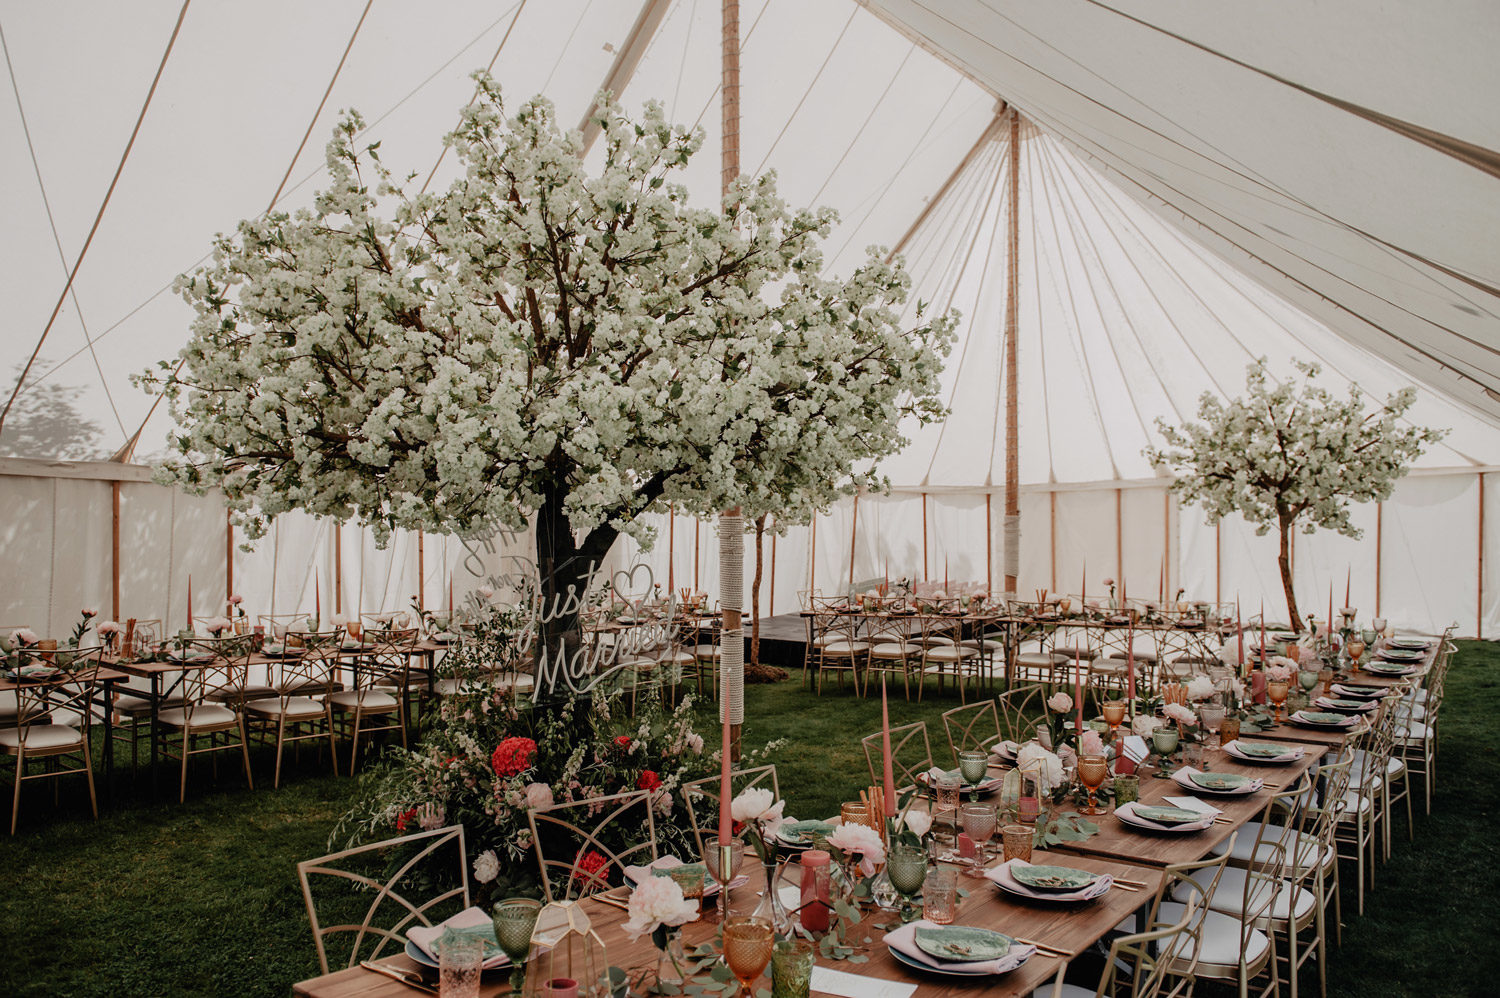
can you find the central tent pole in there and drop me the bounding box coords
[1003,110,1021,594]
[718,0,745,763]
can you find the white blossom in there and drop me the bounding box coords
[622,876,699,939]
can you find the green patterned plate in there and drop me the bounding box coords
[914,925,1014,963]
[1010,864,1100,891]
[1322,698,1373,710]
[1235,741,1294,758]
[778,819,835,845]
[1133,805,1204,825]
[1188,771,1251,791]
[1295,711,1350,725]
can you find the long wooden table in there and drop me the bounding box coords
[1046,745,1320,868]
[292,850,1165,998]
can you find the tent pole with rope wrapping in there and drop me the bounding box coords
[718,0,745,762]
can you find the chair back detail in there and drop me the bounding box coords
[860,720,933,791]
[526,789,660,902]
[680,765,780,856]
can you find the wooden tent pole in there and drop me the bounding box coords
[334,525,342,614]
[416,529,425,612]
[1115,489,1124,588]
[1479,474,1486,639]
[667,505,675,593]
[1049,491,1057,591]
[985,492,993,594]
[1374,504,1382,617]
[225,509,234,603]
[720,0,744,759]
[770,524,777,616]
[111,482,121,621]
[921,492,929,580]
[848,493,859,588]
[1214,519,1222,607]
[1003,109,1021,593]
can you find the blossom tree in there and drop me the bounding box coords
[146,76,953,657]
[1146,359,1443,632]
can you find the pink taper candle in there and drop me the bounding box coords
[187,575,193,629]
[719,710,732,843]
[1327,584,1333,635]
[880,673,897,814]
[450,576,455,614]
[315,577,321,620]
[1236,596,1246,678]
[1074,649,1084,747]
[1081,560,1086,601]
[1126,614,1136,718]
[1260,598,1266,655]
[1344,567,1351,609]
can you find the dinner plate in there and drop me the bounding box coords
[1375,649,1423,662]
[1131,805,1203,825]
[1292,711,1353,727]
[1319,697,1376,711]
[777,819,835,846]
[914,926,1013,962]
[1388,638,1431,651]
[1226,740,1300,762]
[1009,865,1099,891]
[1115,806,1208,833]
[404,930,507,970]
[888,942,1018,978]
[1331,684,1387,699]
[920,769,1003,794]
[1187,771,1252,792]
[1363,663,1417,675]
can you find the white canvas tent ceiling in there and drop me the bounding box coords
[2,0,1498,640]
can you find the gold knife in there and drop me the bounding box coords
[359,960,438,994]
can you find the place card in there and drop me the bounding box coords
[810,967,918,998]
[1123,734,1149,763]
[1164,795,1222,816]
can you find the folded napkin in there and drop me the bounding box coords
[985,858,1112,902]
[1314,696,1377,713]
[623,855,746,895]
[1114,801,1216,832]
[989,739,1020,763]
[1223,740,1305,763]
[884,919,1036,974]
[1170,766,1262,795]
[1291,710,1357,727]
[406,906,508,970]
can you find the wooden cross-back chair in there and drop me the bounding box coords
[245,635,341,788]
[156,637,255,802]
[811,612,867,696]
[860,720,934,793]
[996,683,1052,745]
[298,824,469,974]
[680,764,780,857]
[527,789,660,902]
[941,698,1002,764]
[3,646,105,834]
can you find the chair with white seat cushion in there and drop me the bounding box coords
[156,639,255,802]
[866,615,919,699]
[329,630,407,774]
[245,636,343,788]
[2,648,104,834]
[1040,895,1203,998]
[811,613,867,696]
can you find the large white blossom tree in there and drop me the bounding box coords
[1146,359,1444,631]
[147,77,953,652]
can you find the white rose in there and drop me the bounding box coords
[472,850,499,884]
[622,876,699,939]
[898,810,932,839]
[1015,743,1064,792]
[730,787,785,827]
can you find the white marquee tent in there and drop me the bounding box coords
[2,0,1497,637]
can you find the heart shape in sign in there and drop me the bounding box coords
[611,563,656,604]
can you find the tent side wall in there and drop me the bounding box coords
[2,458,1492,638]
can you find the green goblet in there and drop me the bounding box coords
[1151,727,1180,774]
[492,897,542,991]
[885,843,929,923]
[959,750,989,786]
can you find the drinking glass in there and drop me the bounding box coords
[704,836,744,919]
[1198,701,1227,748]
[438,934,484,998]
[1183,740,1204,769]
[1360,628,1377,648]
[958,803,997,876]
[1101,699,1126,739]
[1076,754,1108,815]
[839,801,871,830]
[723,917,775,997]
[885,843,929,922]
[1297,669,1319,707]
[1112,774,1139,807]
[1346,639,1366,669]
[1218,717,1240,746]
[1151,727,1180,773]
[1001,824,1033,863]
[922,869,957,924]
[959,750,989,786]
[771,939,816,998]
[1266,680,1289,723]
[493,898,541,992]
[935,774,962,844]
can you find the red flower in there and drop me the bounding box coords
[571,849,610,889]
[637,770,661,792]
[491,737,537,777]
[394,807,417,832]
[614,735,632,751]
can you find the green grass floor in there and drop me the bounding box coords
[1,644,1495,996]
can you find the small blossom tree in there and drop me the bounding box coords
[145,76,952,657]
[1146,359,1444,632]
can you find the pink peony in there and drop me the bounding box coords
[827,822,886,876]
[1079,730,1106,756]
[11,628,37,646]
[1162,703,1196,726]
[1047,692,1073,713]
[96,620,121,637]
[81,607,98,618]
[524,782,554,809]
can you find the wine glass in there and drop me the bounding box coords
[1151,728,1180,774]
[935,774,962,846]
[492,897,541,992]
[1076,754,1108,815]
[723,917,775,996]
[703,835,743,920]
[959,803,997,876]
[1297,668,1320,707]
[1198,701,1227,749]
[885,842,929,922]
[1101,699,1126,740]
[1347,638,1366,670]
[1266,680,1290,724]
[959,750,989,787]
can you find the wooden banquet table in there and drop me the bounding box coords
[292,851,1165,998]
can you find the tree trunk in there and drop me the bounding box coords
[1277,515,1303,633]
[750,515,766,666]
[532,484,615,701]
